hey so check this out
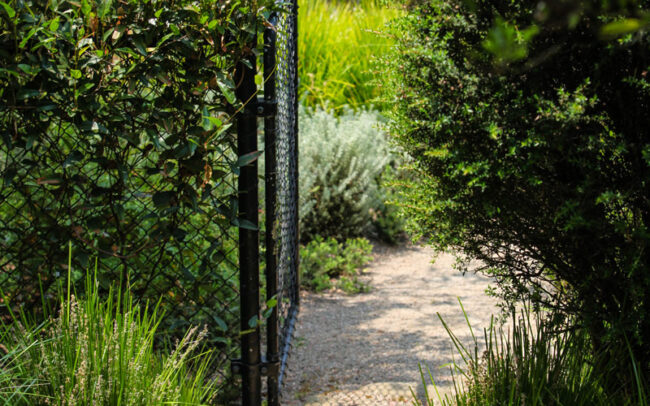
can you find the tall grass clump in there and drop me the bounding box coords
[0,259,218,405]
[299,0,401,110]
[413,302,649,406]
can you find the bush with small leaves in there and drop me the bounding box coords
[299,107,394,241]
[386,0,650,383]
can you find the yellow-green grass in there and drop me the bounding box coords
[299,0,402,111]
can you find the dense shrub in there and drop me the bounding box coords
[387,0,650,380]
[300,236,373,293]
[0,0,279,347]
[299,107,393,241]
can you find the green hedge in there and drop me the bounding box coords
[0,0,280,375]
[386,0,650,382]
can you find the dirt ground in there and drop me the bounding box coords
[280,244,500,406]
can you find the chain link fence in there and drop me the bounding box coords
[259,0,300,404]
[0,1,298,404]
[273,0,300,391]
[0,71,242,400]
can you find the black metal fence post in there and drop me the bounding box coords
[264,16,281,406]
[235,53,262,406]
[291,0,300,306]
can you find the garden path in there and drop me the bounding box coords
[281,244,499,406]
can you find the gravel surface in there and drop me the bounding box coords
[281,244,499,405]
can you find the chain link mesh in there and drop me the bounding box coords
[273,0,300,391]
[0,2,299,402]
[0,59,241,399]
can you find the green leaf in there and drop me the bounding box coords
[81,0,91,16]
[70,69,82,79]
[601,19,644,38]
[152,191,175,209]
[18,64,38,75]
[49,17,60,32]
[212,315,228,331]
[236,150,262,167]
[133,38,147,56]
[238,219,258,231]
[156,32,174,48]
[97,0,113,18]
[205,116,223,130]
[0,1,15,18]
[202,106,212,130]
[266,297,278,309]
[483,19,538,63]
[19,27,39,49]
[215,72,236,104]
[16,89,40,100]
[248,315,259,329]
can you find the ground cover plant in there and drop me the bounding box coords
[297,107,395,292]
[387,0,650,390]
[300,236,373,293]
[0,259,218,405]
[298,0,401,110]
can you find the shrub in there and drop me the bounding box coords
[387,0,650,379]
[371,166,409,245]
[0,267,218,405]
[300,236,373,294]
[0,0,279,350]
[298,0,401,110]
[299,107,394,241]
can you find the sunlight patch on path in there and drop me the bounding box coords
[281,245,499,405]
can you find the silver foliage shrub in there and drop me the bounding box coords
[299,107,392,241]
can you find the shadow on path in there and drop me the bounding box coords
[281,245,499,405]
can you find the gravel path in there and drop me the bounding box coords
[281,244,499,405]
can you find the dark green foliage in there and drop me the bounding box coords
[371,200,406,245]
[372,166,409,245]
[387,0,650,382]
[300,236,373,293]
[0,0,279,367]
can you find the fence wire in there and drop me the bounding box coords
[272,0,300,393]
[0,1,298,404]
[0,105,242,398]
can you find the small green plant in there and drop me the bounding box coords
[413,301,649,406]
[0,255,219,405]
[300,236,373,294]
